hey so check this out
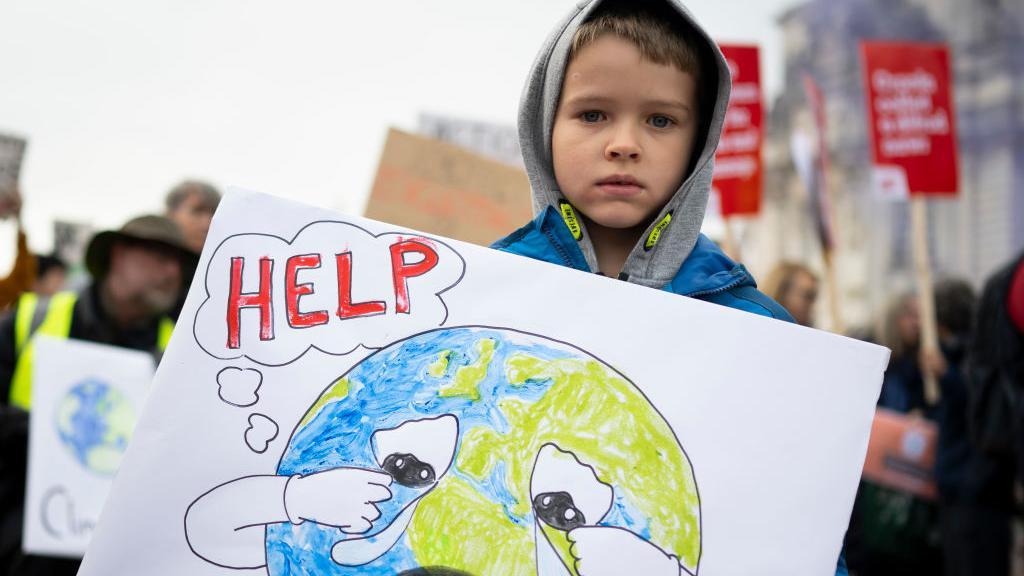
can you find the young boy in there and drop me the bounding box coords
[493,1,849,573]
[494,0,788,316]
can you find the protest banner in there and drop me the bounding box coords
[24,336,155,557]
[862,42,958,199]
[54,220,96,288]
[364,128,532,247]
[861,408,938,500]
[53,220,95,269]
[0,133,27,215]
[862,41,959,404]
[79,190,887,576]
[711,44,763,261]
[713,45,762,219]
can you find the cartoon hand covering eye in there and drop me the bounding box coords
[331,414,458,566]
[184,414,458,570]
[531,443,613,576]
[530,443,689,576]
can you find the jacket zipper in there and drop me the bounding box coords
[684,273,747,299]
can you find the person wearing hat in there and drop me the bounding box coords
[0,214,196,575]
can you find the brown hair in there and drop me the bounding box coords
[568,1,716,173]
[762,262,818,304]
[165,179,221,213]
[879,292,918,361]
[570,3,703,81]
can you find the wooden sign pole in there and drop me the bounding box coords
[820,172,844,334]
[910,196,941,405]
[860,41,958,406]
[822,247,845,334]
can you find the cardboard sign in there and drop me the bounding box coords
[364,128,532,247]
[861,408,938,500]
[0,132,27,207]
[24,336,155,557]
[712,45,763,217]
[861,42,959,197]
[79,190,888,576]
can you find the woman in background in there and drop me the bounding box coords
[762,262,819,327]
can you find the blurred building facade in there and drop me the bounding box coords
[752,0,1024,332]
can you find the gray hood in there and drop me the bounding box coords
[518,0,731,288]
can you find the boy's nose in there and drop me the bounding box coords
[604,126,641,161]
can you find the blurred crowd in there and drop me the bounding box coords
[763,258,1024,576]
[0,180,219,574]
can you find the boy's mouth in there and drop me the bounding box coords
[596,174,644,196]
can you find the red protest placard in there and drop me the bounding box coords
[861,42,959,197]
[713,44,763,216]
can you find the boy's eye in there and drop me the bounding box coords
[580,110,605,123]
[649,115,674,129]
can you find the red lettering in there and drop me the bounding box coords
[285,254,329,328]
[390,239,440,315]
[226,256,274,349]
[335,253,386,319]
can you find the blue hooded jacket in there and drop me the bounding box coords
[493,205,794,321]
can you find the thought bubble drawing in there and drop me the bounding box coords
[217,367,263,407]
[193,221,466,366]
[244,413,279,454]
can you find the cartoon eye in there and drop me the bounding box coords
[529,443,613,529]
[372,414,458,486]
[381,452,435,488]
[532,491,586,531]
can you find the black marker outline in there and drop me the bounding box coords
[244,413,279,454]
[284,252,329,330]
[370,413,460,480]
[216,366,263,408]
[334,251,389,321]
[529,442,613,529]
[183,474,274,570]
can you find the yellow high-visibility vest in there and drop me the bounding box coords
[8,291,173,409]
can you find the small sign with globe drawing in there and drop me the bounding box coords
[24,336,154,558]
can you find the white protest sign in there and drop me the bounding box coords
[80,190,887,576]
[24,336,155,558]
[54,220,96,268]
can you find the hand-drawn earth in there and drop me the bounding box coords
[56,379,135,476]
[267,326,701,575]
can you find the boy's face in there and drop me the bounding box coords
[552,35,698,230]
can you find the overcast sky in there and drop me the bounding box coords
[0,0,801,264]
